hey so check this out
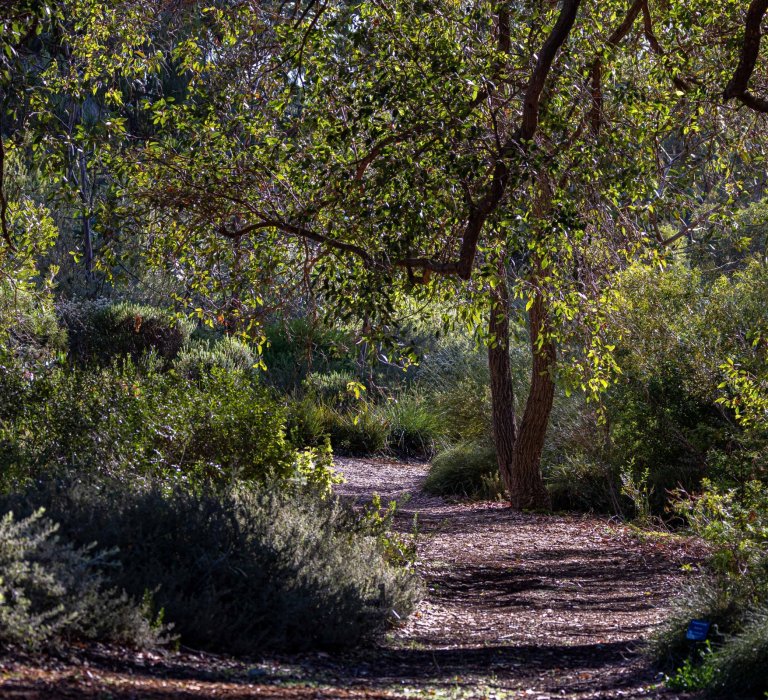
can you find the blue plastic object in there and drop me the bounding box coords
[686,619,711,641]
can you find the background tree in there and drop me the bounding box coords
[111,0,767,509]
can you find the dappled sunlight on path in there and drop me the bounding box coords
[333,457,705,699]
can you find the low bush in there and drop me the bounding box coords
[303,370,361,408]
[0,508,164,650]
[384,393,443,458]
[173,336,257,379]
[324,403,390,456]
[708,605,768,696]
[0,282,67,365]
[545,453,620,513]
[424,441,504,500]
[286,394,332,447]
[262,319,356,392]
[1,479,421,654]
[61,300,194,365]
[654,480,768,697]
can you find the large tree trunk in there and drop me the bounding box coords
[510,291,554,510]
[488,275,554,511]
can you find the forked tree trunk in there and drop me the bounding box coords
[488,276,554,511]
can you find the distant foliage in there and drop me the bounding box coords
[0,356,297,486]
[173,336,258,379]
[60,300,194,365]
[2,480,421,653]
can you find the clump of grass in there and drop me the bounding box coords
[385,393,443,458]
[424,441,505,500]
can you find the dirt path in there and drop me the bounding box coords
[0,457,703,700]
[328,457,703,699]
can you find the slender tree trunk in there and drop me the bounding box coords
[488,276,518,495]
[510,290,555,510]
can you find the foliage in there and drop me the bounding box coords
[60,300,194,366]
[1,479,422,654]
[0,508,164,650]
[0,356,298,486]
[384,393,443,458]
[173,336,257,379]
[424,441,504,501]
[708,605,768,696]
[655,480,768,696]
[262,320,357,392]
[664,641,717,692]
[672,480,768,579]
[322,402,391,456]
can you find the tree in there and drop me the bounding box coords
[72,0,766,508]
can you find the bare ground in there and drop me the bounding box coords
[0,457,705,699]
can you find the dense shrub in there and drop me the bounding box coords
[1,480,421,654]
[60,300,194,365]
[654,480,768,696]
[0,357,296,486]
[424,441,504,500]
[173,336,258,379]
[0,283,67,365]
[262,319,356,391]
[708,605,768,696]
[286,394,332,447]
[0,508,163,650]
[323,402,390,456]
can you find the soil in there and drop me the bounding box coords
[0,457,707,700]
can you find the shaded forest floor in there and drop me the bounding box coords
[0,457,707,699]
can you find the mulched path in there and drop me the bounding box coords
[0,457,706,699]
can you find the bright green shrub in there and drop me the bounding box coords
[173,336,258,379]
[61,300,194,365]
[2,480,421,654]
[424,441,504,500]
[0,508,163,650]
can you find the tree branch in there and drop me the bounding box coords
[521,0,582,141]
[0,134,15,252]
[724,0,768,112]
[590,0,645,134]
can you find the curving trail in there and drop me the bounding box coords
[331,456,704,700]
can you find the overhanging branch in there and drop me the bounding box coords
[724,0,768,112]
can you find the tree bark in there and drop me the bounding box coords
[510,290,555,510]
[487,271,553,510]
[488,276,518,496]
